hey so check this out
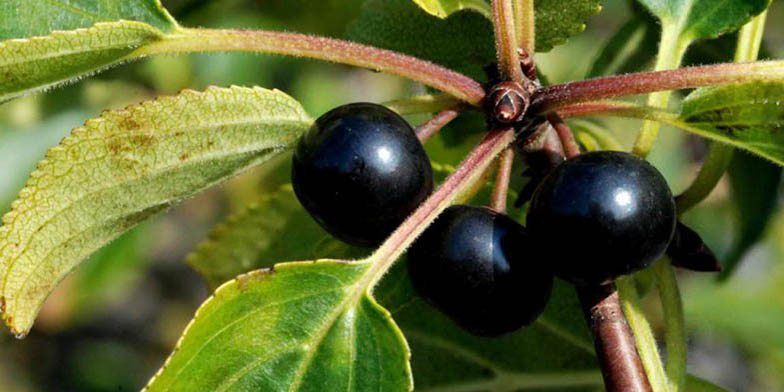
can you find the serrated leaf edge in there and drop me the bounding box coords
[0,86,312,335]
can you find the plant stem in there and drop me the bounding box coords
[135,28,486,106]
[368,129,517,288]
[655,259,687,392]
[513,0,535,54]
[632,26,690,157]
[415,108,462,143]
[532,60,784,112]
[616,278,670,392]
[492,0,525,83]
[578,283,653,392]
[546,113,580,158]
[675,142,734,213]
[489,148,515,212]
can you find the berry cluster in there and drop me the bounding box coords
[293,103,679,337]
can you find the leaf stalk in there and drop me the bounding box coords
[135,28,486,105]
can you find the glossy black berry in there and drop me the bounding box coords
[527,151,677,286]
[407,205,553,336]
[292,103,433,247]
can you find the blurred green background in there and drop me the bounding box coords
[1,0,783,390]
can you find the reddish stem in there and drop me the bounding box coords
[555,101,647,120]
[415,107,462,143]
[141,28,487,106]
[579,284,654,392]
[492,0,525,83]
[369,129,517,286]
[533,60,784,111]
[546,114,580,158]
[489,148,515,212]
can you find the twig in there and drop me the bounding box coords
[546,113,580,158]
[492,0,525,83]
[415,107,462,143]
[489,148,515,212]
[578,284,654,392]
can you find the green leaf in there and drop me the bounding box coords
[677,81,784,165]
[0,86,312,336]
[0,21,168,103]
[636,0,770,41]
[686,374,729,392]
[0,0,178,39]
[720,153,781,279]
[533,0,602,52]
[376,261,602,391]
[410,0,492,19]
[144,261,412,392]
[187,186,368,289]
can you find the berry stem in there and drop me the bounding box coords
[135,28,486,106]
[492,0,526,83]
[415,107,462,143]
[546,114,580,158]
[578,284,653,392]
[368,129,517,288]
[532,60,784,112]
[489,148,515,212]
[513,0,535,55]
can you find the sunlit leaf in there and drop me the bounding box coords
[0,86,312,336]
[0,21,168,103]
[144,261,412,391]
[410,0,492,19]
[0,0,177,39]
[636,0,770,41]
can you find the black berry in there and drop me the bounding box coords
[527,151,676,286]
[407,205,553,336]
[292,103,433,247]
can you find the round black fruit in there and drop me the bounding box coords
[527,151,676,286]
[292,102,433,247]
[407,205,553,337]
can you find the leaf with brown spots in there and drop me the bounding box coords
[0,86,312,336]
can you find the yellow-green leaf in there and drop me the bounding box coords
[0,21,169,103]
[144,261,412,391]
[411,0,492,19]
[0,0,178,40]
[0,86,312,336]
